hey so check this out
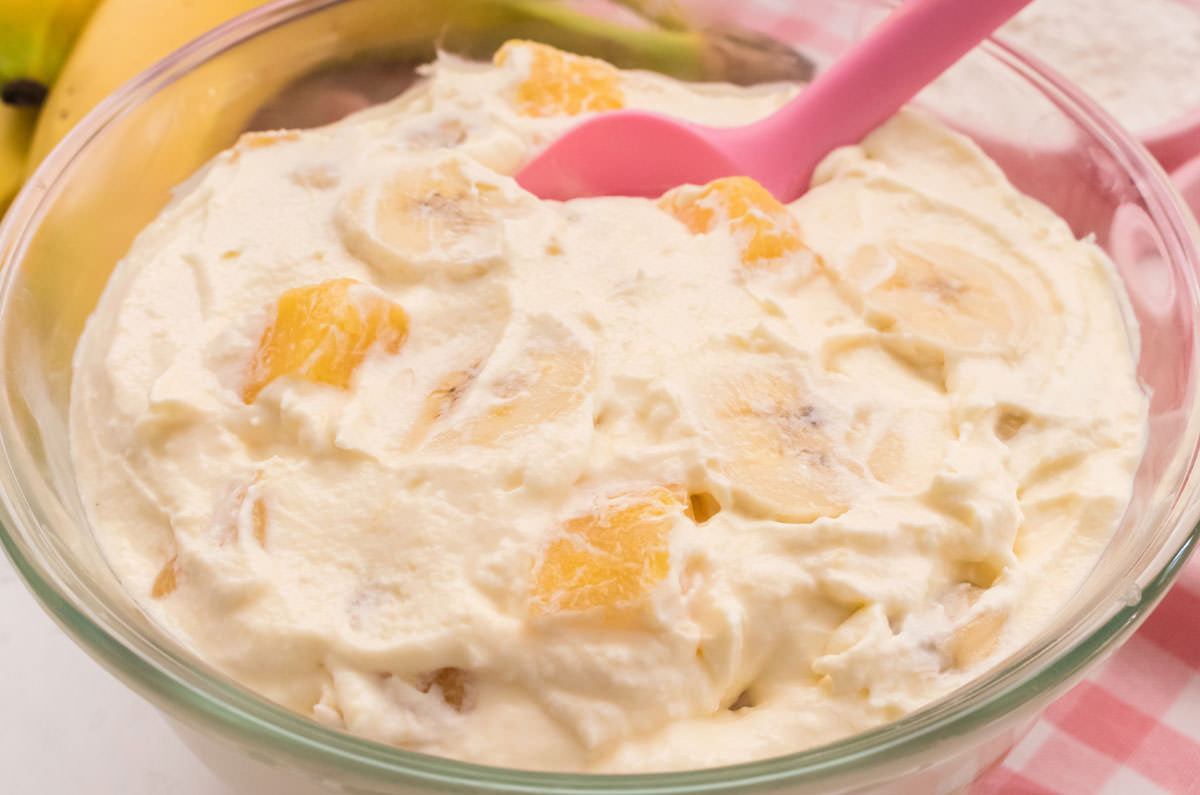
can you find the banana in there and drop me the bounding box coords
[0,0,100,214]
[337,154,531,282]
[700,364,864,523]
[865,408,952,494]
[0,105,36,215]
[26,0,273,169]
[847,240,1036,353]
[699,357,947,521]
[821,338,954,494]
[407,367,481,448]
[940,583,1008,669]
[437,0,814,87]
[0,0,101,102]
[431,316,593,448]
[397,286,512,450]
[609,0,814,86]
[211,471,268,547]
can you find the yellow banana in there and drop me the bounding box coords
[0,0,101,214]
[0,0,101,95]
[0,105,37,215]
[27,0,272,168]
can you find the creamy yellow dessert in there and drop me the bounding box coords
[70,42,1147,771]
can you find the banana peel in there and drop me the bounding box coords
[26,0,272,169]
[1,106,37,216]
[0,0,102,91]
[1,0,103,220]
[437,0,813,86]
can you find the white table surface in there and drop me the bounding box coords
[0,555,233,794]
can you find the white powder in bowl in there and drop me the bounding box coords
[1001,0,1200,133]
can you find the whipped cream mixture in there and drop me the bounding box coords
[71,43,1147,771]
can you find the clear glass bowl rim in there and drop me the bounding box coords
[1,0,1199,791]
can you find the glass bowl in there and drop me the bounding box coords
[2,1,1199,792]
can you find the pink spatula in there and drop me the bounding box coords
[516,0,1033,202]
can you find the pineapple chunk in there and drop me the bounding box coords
[530,487,685,616]
[659,176,805,268]
[494,40,624,117]
[151,556,178,599]
[241,278,408,403]
[416,667,475,712]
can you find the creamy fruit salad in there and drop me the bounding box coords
[70,42,1147,771]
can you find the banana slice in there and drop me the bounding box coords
[397,112,528,175]
[822,340,952,486]
[866,409,953,494]
[336,155,527,281]
[241,278,408,403]
[940,583,1009,668]
[659,176,808,270]
[405,366,480,448]
[700,366,863,522]
[464,351,588,443]
[848,240,1035,352]
[212,471,268,548]
[530,486,686,617]
[494,39,624,117]
[432,317,593,448]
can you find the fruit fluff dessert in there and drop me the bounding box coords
[70,41,1147,772]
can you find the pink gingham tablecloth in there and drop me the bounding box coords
[973,554,1200,794]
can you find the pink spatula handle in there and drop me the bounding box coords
[730,0,1033,199]
[514,0,1034,201]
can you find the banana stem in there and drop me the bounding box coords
[445,0,708,78]
[0,0,103,87]
[2,78,48,107]
[443,0,813,84]
[1,105,36,215]
[610,0,692,31]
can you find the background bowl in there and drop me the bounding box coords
[1142,108,1200,175]
[1,1,1199,793]
[1137,0,1200,173]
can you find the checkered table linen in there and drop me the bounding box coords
[973,555,1200,794]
